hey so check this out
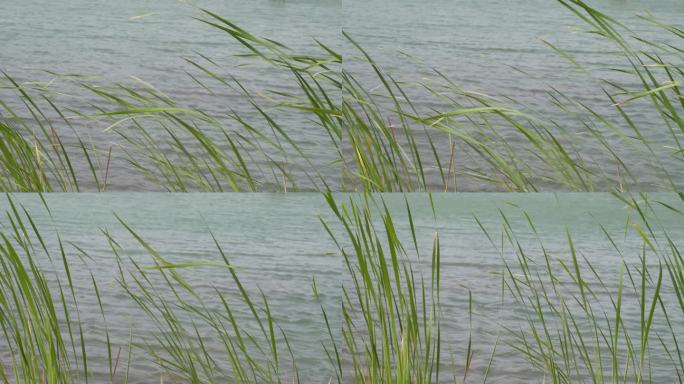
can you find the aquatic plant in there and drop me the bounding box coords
[75,0,684,192]
[0,196,127,383]
[482,193,684,383]
[1,1,681,192]
[0,74,111,192]
[1,192,682,382]
[321,193,445,382]
[106,219,303,383]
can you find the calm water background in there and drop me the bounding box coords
[0,193,682,382]
[1,0,683,190]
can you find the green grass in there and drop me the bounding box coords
[0,195,129,383]
[1,0,681,192]
[321,193,444,382]
[0,0,682,382]
[105,220,296,383]
[482,195,679,383]
[1,192,682,383]
[0,74,110,192]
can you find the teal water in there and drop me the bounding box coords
[0,193,682,382]
[1,0,682,190]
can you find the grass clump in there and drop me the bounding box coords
[484,193,684,383]
[0,193,683,382]
[321,193,445,382]
[0,196,127,383]
[91,0,683,191]
[0,74,110,192]
[1,1,680,192]
[106,225,300,383]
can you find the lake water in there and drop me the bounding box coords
[1,0,682,191]
[0,193,682,382]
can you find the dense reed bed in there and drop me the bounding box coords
[0,192,682,383]
[1,0,681,192]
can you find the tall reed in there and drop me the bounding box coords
[483,202,677,383]
[1,1,680,192]
[0,193,683,382]
[0,196,127,383]
[321,193,444,382]
[0,75,108,192]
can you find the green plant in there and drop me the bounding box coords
[0,196,128,383]
[0,74,108,192]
